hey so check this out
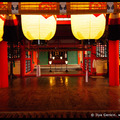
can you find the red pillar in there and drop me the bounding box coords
[0,41,8,88]
[108,13,120,86]
[109,40,119,86]
[33,51,37,66]
[83,50,85,71]
[20,45,25,77]
[78,51,80,65]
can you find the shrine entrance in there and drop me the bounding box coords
[49,51,67,64]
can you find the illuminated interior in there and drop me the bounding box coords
[21,15,57,40]
[71,14,106,40]
[0,2,120,117]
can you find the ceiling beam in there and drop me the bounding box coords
[0,2,119,15]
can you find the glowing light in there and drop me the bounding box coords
[49,61,52,64]
[60,77,63,84]
[60,56,63,59]
[0,14,5,42]
[49,77,55,87]
[65,60,68,64]
[52,56,55,60]
[71,14,106,40]
[65,77,68,86]
[21,15,57,40]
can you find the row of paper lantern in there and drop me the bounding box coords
[0,14,106,42]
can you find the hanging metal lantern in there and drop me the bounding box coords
[21,15,57,40]
[71,14,106,40]
[0,15,5,42]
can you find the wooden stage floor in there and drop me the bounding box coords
[0,75,120,118]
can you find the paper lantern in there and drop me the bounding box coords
[0,15,5,42]
[108,13,120,40]
[3,14,19,43]
[4,14,18,26]
[71,14,106,40]
[21,15,57,40]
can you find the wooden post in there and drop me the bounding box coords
[20,44,25,77]
[108,13,120,86]
[0,41,8,88]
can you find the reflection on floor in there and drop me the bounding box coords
[0,75,120,118]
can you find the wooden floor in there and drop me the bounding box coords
[0,75,120,118]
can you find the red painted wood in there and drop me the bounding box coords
[83,50,85,72]
[52,59,65,64]
[57,21,71,24]
[20,45,25,77]
[91,45,96,73]
[109,40,119,86]
[78,51,80,65]
[33,51,37,66]
[0,41,8,88]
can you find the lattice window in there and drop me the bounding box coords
[96,43,107,57]
[8,45,20,59]
[26,60,31,73]
[25,51,31,58]
[85,59,91,72]
[85,51,91,57]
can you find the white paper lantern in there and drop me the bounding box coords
[21,15,57,40]
[0,15,5,42]
[71,14,106,40]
